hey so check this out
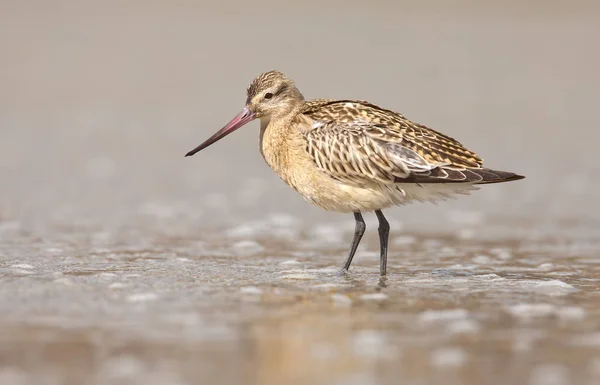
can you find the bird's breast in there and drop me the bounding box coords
[258,120,391,212]
[259,119,307,188]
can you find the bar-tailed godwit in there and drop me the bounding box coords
[186,71,524,277]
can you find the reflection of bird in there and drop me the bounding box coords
[186,71,524,277]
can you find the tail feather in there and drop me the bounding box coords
[468,168,525,184]
[397,167,525,184]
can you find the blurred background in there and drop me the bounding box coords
[1,1,599,385]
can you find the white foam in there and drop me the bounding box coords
[472,255,492,264]
[507,303,556,319]
[280,273,316,280]
[311,283,351,291]
[240,286,262,295]
[499,278,576,296]
[446,319,481,335]
[127,293,159,302]
[457,228,476,240]
[490,248,513,260]
[125,273,142,278]
[279,259,301,266]
[430,347,466,367]
[557,306,586,321]
[537,263,554,271]
[533,280,577,295]
[507,303,584,321]
[331,293,352,307]
[231,240,264,256]
[109,282,129,290]
[445,264,478,271]
[10,263,35,269]
[512,330,544,352]
[102,355,144,380]
[353,330,396,359]
[403,274,578,299]
[439,246,458,257]
[281,267,338,275]
[360,293,388,302]
[420,309,470,323]
[393,235,416,246]
[53,278,74,286]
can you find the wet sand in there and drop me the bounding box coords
[1,1,600,384]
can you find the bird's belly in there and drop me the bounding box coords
[303,182,403,213]
[292,178,479,213]
[279,162,407,213]
[280,160,480,213]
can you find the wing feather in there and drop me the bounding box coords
[301,99,483,169]
[300,100,524,186]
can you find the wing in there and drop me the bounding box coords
[301,100,497,186]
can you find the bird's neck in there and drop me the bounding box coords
[259,109,304,176]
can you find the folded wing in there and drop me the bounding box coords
[302,100,522,186]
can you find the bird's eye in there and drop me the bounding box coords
[264,92,273,100]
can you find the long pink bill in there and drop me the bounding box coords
[185,107,256,157]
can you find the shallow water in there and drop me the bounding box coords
[2,221,600,385]
[2,1,600,384]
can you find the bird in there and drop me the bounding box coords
[185,70,524,277]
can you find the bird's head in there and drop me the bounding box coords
[185,70,304,157]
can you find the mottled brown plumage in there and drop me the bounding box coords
[301,99,487,186]
[186,70,525,277]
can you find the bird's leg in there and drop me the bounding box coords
[342,212,365,272]
[375,210,390,277]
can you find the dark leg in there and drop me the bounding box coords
[375,210,390,276]
[342,212,366,272]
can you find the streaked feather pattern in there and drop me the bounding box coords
[299,99,522,187]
